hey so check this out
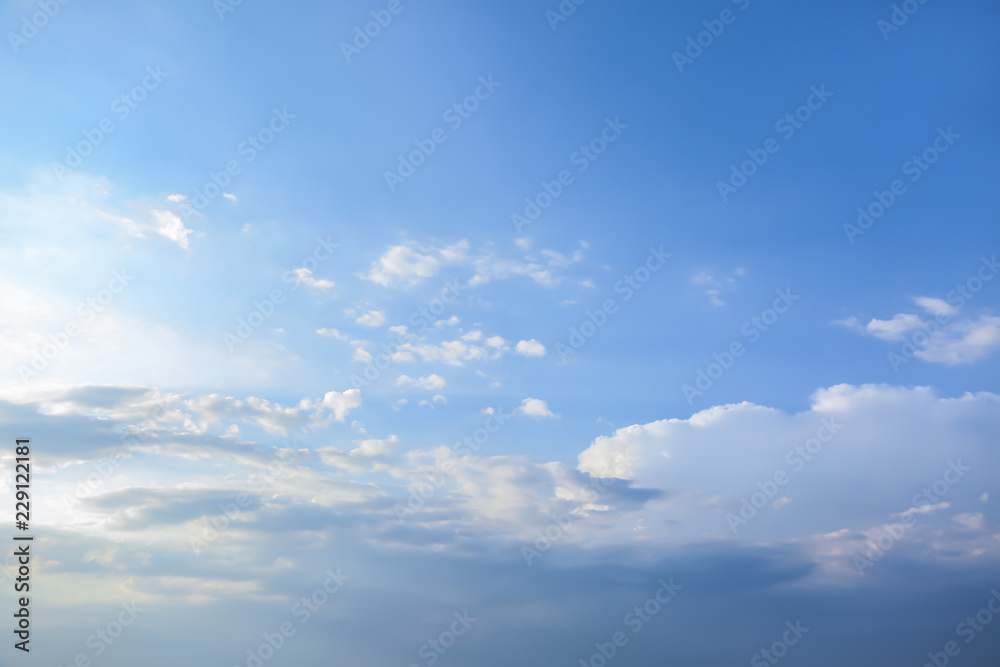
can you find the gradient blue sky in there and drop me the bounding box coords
[1,0,999,665]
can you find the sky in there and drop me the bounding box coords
[1,0,999,665]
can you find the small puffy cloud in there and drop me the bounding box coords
[293,267,334,290]
[353,348,374,363]
[397,374,446,391]
[518,398,556,418]
[149,209,194,251]
[515,339,546,357]
[222,192,238,203]
[355,309,386,327]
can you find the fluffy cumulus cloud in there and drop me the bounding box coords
[518,397,556,418]
[577,384,1000,562]
[515,339,546,357]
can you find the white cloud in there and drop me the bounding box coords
[515,339,546,357]
[690,269,743,306]
[293,268,334,290]
[397,374,446,391]
[149,209,194,251]
[865,313,924,341]
[518,398,556,418]
[391,336,509,366]
[355,309,387,328]
[362,238,586,290]
[485,336,507,349]
[916,316,1000,364]
[952,513,986,531]
[361,242,467,288]
[317,328,348,340]
[577,383,1000,548]
[841,298,1000,364]
[914,296,958,318]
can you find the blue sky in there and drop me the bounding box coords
[1,0,1000,665]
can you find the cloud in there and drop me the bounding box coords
[293,268,334,290]
[864,313,925,341]
[839,297,1000,363]
[515,339,546,357]
[577,384,1000,554]
[397,374,446,391]
[317,328,348,340]
[690,269,744,306]
[361,239,586,290]
[355,309,387,327]
[518,398,556,418]
[361,242,465,288]
[391,336,509,366]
